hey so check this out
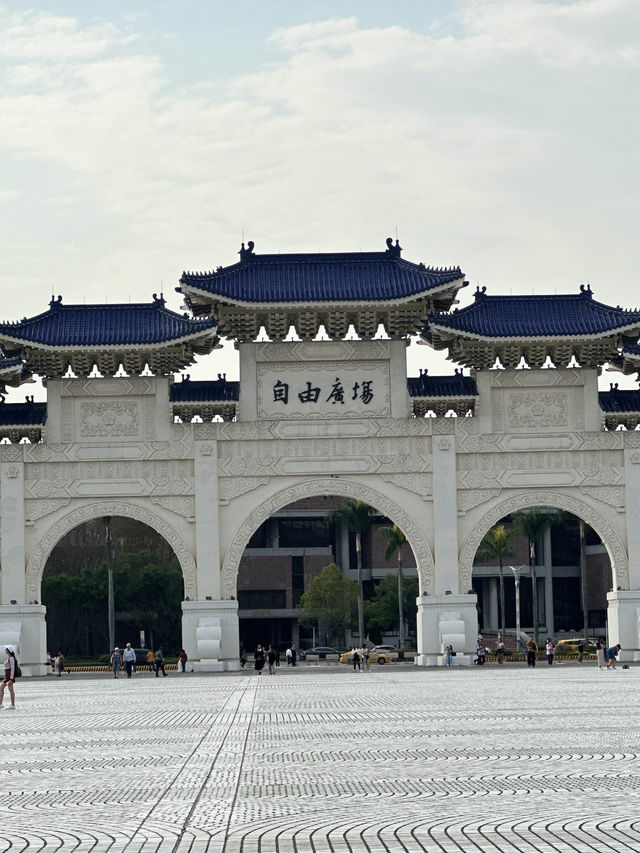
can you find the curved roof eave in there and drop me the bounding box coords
[180,278,467,310]
[0,329,218,352]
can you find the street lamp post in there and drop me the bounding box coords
[103,516,115,652]
[509,565,528,652]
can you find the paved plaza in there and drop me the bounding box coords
[2,664,640,853]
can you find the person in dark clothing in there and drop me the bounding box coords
[254,645,265,675]
[267,645,276,675]
[154,648,166,677]
[290,645,297,667]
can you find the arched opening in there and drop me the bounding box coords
[471,505,613,645]
[39,515,187,660]
[233,493,421,656]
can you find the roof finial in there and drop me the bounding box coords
[153,293,166,305]
[580,283,593,298]
[385,237,401,257]
[49,294,63,309]
[239,240,255,261]
[474,285,487,300]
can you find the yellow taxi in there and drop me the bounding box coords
[339,647,395,665]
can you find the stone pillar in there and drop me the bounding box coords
[415,593,477,666]
[485,577,499,630]
[182,599,240,671]
[1,457,26,604]
[194,441,221,599]
[0,605,48,676]
[624,448,640,589]
[606,590,640,661]
[431,434,459,593]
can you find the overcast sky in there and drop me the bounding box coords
[1,0,638,396]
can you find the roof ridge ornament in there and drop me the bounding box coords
[49,295,62,310]
[153,292,166,306]
[239,241,255,262]
[580,283,593,298]
[474,285,487,300]
[385,237,402,258]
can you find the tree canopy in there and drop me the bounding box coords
[298,562,357,648]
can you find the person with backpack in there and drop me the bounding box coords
[154,648,166,677]
[0,645,19,710]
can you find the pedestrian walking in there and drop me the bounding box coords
[596,639,606,669]
[0,645,18,710]
[267,645,276,675]
[577,640,585,664]
[496,638,505,665]
[362,646,370,672]
[110,647,122,678]
[445,644,453,667]
[56,651,65,677]
[122,643,136,678]
[178,649,188,673]
[545,639,555,666]
[286,646,292,666]
[606,643,621,669]
[525,637,537,667]
[275,648,281,667]
[146,648,155,673]
[475,642,486,665]
[154,648,166,677]
[290,645,297,667]
[254,644,265,675]
[352,647,361,672]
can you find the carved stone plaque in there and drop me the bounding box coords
[506,391,568,430]
[80,401,139,437]
[257,361,391,420]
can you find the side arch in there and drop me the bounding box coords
[458,490,628,591]
[221,477,435,597]
[26,500,198,601]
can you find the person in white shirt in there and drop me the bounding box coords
[122,643,136,678]
[0,646,17,710]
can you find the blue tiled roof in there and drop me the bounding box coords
[623,344,640,358]
[170,376,239,403]
[599,387,640,413]
[0,296,217,348]
[0,400,46,426]
[180,240,464,304]
[408,373,478,397]
[426,286,640,339]
[0,356,22,373]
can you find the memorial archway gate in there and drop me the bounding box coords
[1,243,639,672]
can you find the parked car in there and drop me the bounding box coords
[339,649,394,665]
[553,638,598,656]
[299,646,341,660]
[371,644,398,653]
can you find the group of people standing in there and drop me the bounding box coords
[351,646,370,671]
[109,645,188,678]
[252,644,296,674]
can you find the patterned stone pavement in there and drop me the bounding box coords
[2,664,640,853]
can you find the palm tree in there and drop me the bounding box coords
[476,524,514,641]
[326,500,376,643]
[376,524,407,647]
[511,508,554,642]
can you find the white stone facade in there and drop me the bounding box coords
[1,339,638,673]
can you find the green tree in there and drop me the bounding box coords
[325,500,376,642]
[298,563,357,647]
[376,524,408,647]
[511,509,554,641]
[476,524,514,640]
[364,574,419,646]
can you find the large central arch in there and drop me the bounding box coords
[220,477,435,598]
[458,490,629,592]
[25,500,198,602]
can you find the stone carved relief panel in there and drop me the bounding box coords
[458,491,629,592]
[80,401,139,437]
[219,477,270,502]
[61,377,156,397]
[381,474,432,498]
[506,391,568,430]
[25,498,71,523]
[221,478,435,597]
[26,501,197,600]
[24,460,194,498]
